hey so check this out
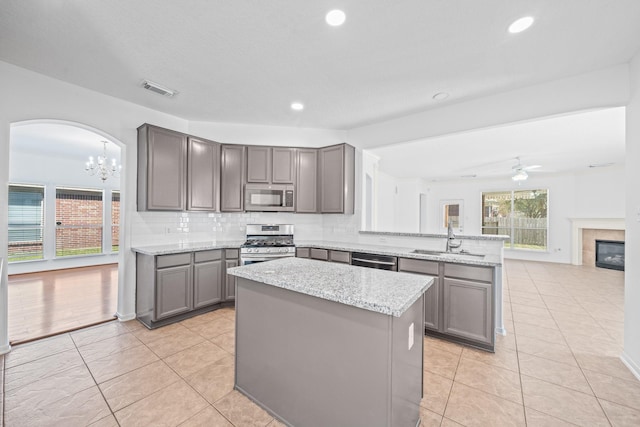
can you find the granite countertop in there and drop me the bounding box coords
[131,240,245,255]
[227,257,433,317]
[296,240,502,267]
[359,230,510,241]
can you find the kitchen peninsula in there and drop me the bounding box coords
[227,257,434,427]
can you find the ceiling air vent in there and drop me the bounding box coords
[140,79,177,98]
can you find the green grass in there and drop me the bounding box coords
[8,254,44,262]
[56,247,102,257]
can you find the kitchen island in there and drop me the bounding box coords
[227,257,434,427]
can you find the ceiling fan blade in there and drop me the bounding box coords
[523,165,542,171]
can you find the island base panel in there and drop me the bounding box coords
[235,277,424,427]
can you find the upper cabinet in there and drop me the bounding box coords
[246,146,296,184]
[137,124,355,215]
[187,137,220,211]
[138,124,220,212]
[319,144,355,214]
[272,147,296,184]
[138,124,187,211]
[296,148,318,213]
[220,144,246,212]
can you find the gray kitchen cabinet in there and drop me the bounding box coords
[193,250,223,308]
[443,278,492,345]
[442,263,494,347]
[310,248,329,261]
[318,144,355,214]
[137,124,187,211]
[296,148,318,213]
[221,144,246,212]
[136,248,237,328]
[296,247,310,258]
[398,258,440,331]
[246,146,271,183]
[224,248,240,301]
[155,254,193,320]
[247,146,296,184]
[187,137,220,211]
[272,147,296,184]
[329,250,350,264]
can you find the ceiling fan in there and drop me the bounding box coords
[511,157,541,181]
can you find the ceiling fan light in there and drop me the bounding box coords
[512,169,528,181]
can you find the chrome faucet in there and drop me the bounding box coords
[446,220,462,253]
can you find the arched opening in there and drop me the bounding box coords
[7,119,126,343]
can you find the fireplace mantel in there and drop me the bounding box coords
[570,218,625,265]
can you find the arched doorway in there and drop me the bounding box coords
[6,119,126,343]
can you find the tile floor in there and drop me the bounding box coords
[1,259,639,426]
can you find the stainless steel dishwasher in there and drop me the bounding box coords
[350,252,398,271]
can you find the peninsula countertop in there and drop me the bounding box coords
[227,257,434,317]
[131,240,245,255]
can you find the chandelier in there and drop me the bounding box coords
[85,141,120,182]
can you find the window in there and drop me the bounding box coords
[55,188,103,257]
[111,191,120,253]
[8,185,45,262]
[482,189,548,250]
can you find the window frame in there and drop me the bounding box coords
[8,183,46,263]
[481,189,549,252]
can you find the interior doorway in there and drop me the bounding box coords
[7,120,123,343]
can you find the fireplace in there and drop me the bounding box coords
[595,240,625,271]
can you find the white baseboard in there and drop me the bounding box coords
[0,343,12,355]
[116,312,136,322]
[496,327,507,336]
[621,352,640,382]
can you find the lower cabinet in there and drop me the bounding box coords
[443,278,492,345]
[398,258,440,331]
[193,251,223,308]
[223,249,239,301]
[136,248,233,328]
[399,257,495,350]
[156,263,192,320]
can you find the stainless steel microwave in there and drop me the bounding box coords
[244,184,294,212]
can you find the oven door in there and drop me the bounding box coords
[240,253,294,266]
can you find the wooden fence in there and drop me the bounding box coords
[483,217,547,248]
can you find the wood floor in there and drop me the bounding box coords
[8,264,118,344]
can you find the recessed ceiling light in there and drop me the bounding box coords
[508,16,534,34]
[291,102,304,111]
[433,92,449,101]
[326,9,346,26]
[588,162,614,168]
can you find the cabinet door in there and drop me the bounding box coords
[246,146,271,183]
[424,280,440,331]
[140,125,187,211]
[155,265,192,320]
[398,258,440,331]
[188,137,219,211]
[272,147,296,184]
[220,145,246,212]
[296,148,318,213]
[443,278,492,345]
[194,259,222,308]
[225,259,238,301]
[318,145,344,213]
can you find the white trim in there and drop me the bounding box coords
[117,312,136,322]
[0,343,11,355]
[621,352,640,382]
[569,218,625,265]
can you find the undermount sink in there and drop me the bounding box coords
[412,249,485,259]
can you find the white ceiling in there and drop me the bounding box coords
[1,1,640,131]
[369,107,626,181]
[2,2,637,181]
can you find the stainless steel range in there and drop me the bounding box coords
[240,224,295,265]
